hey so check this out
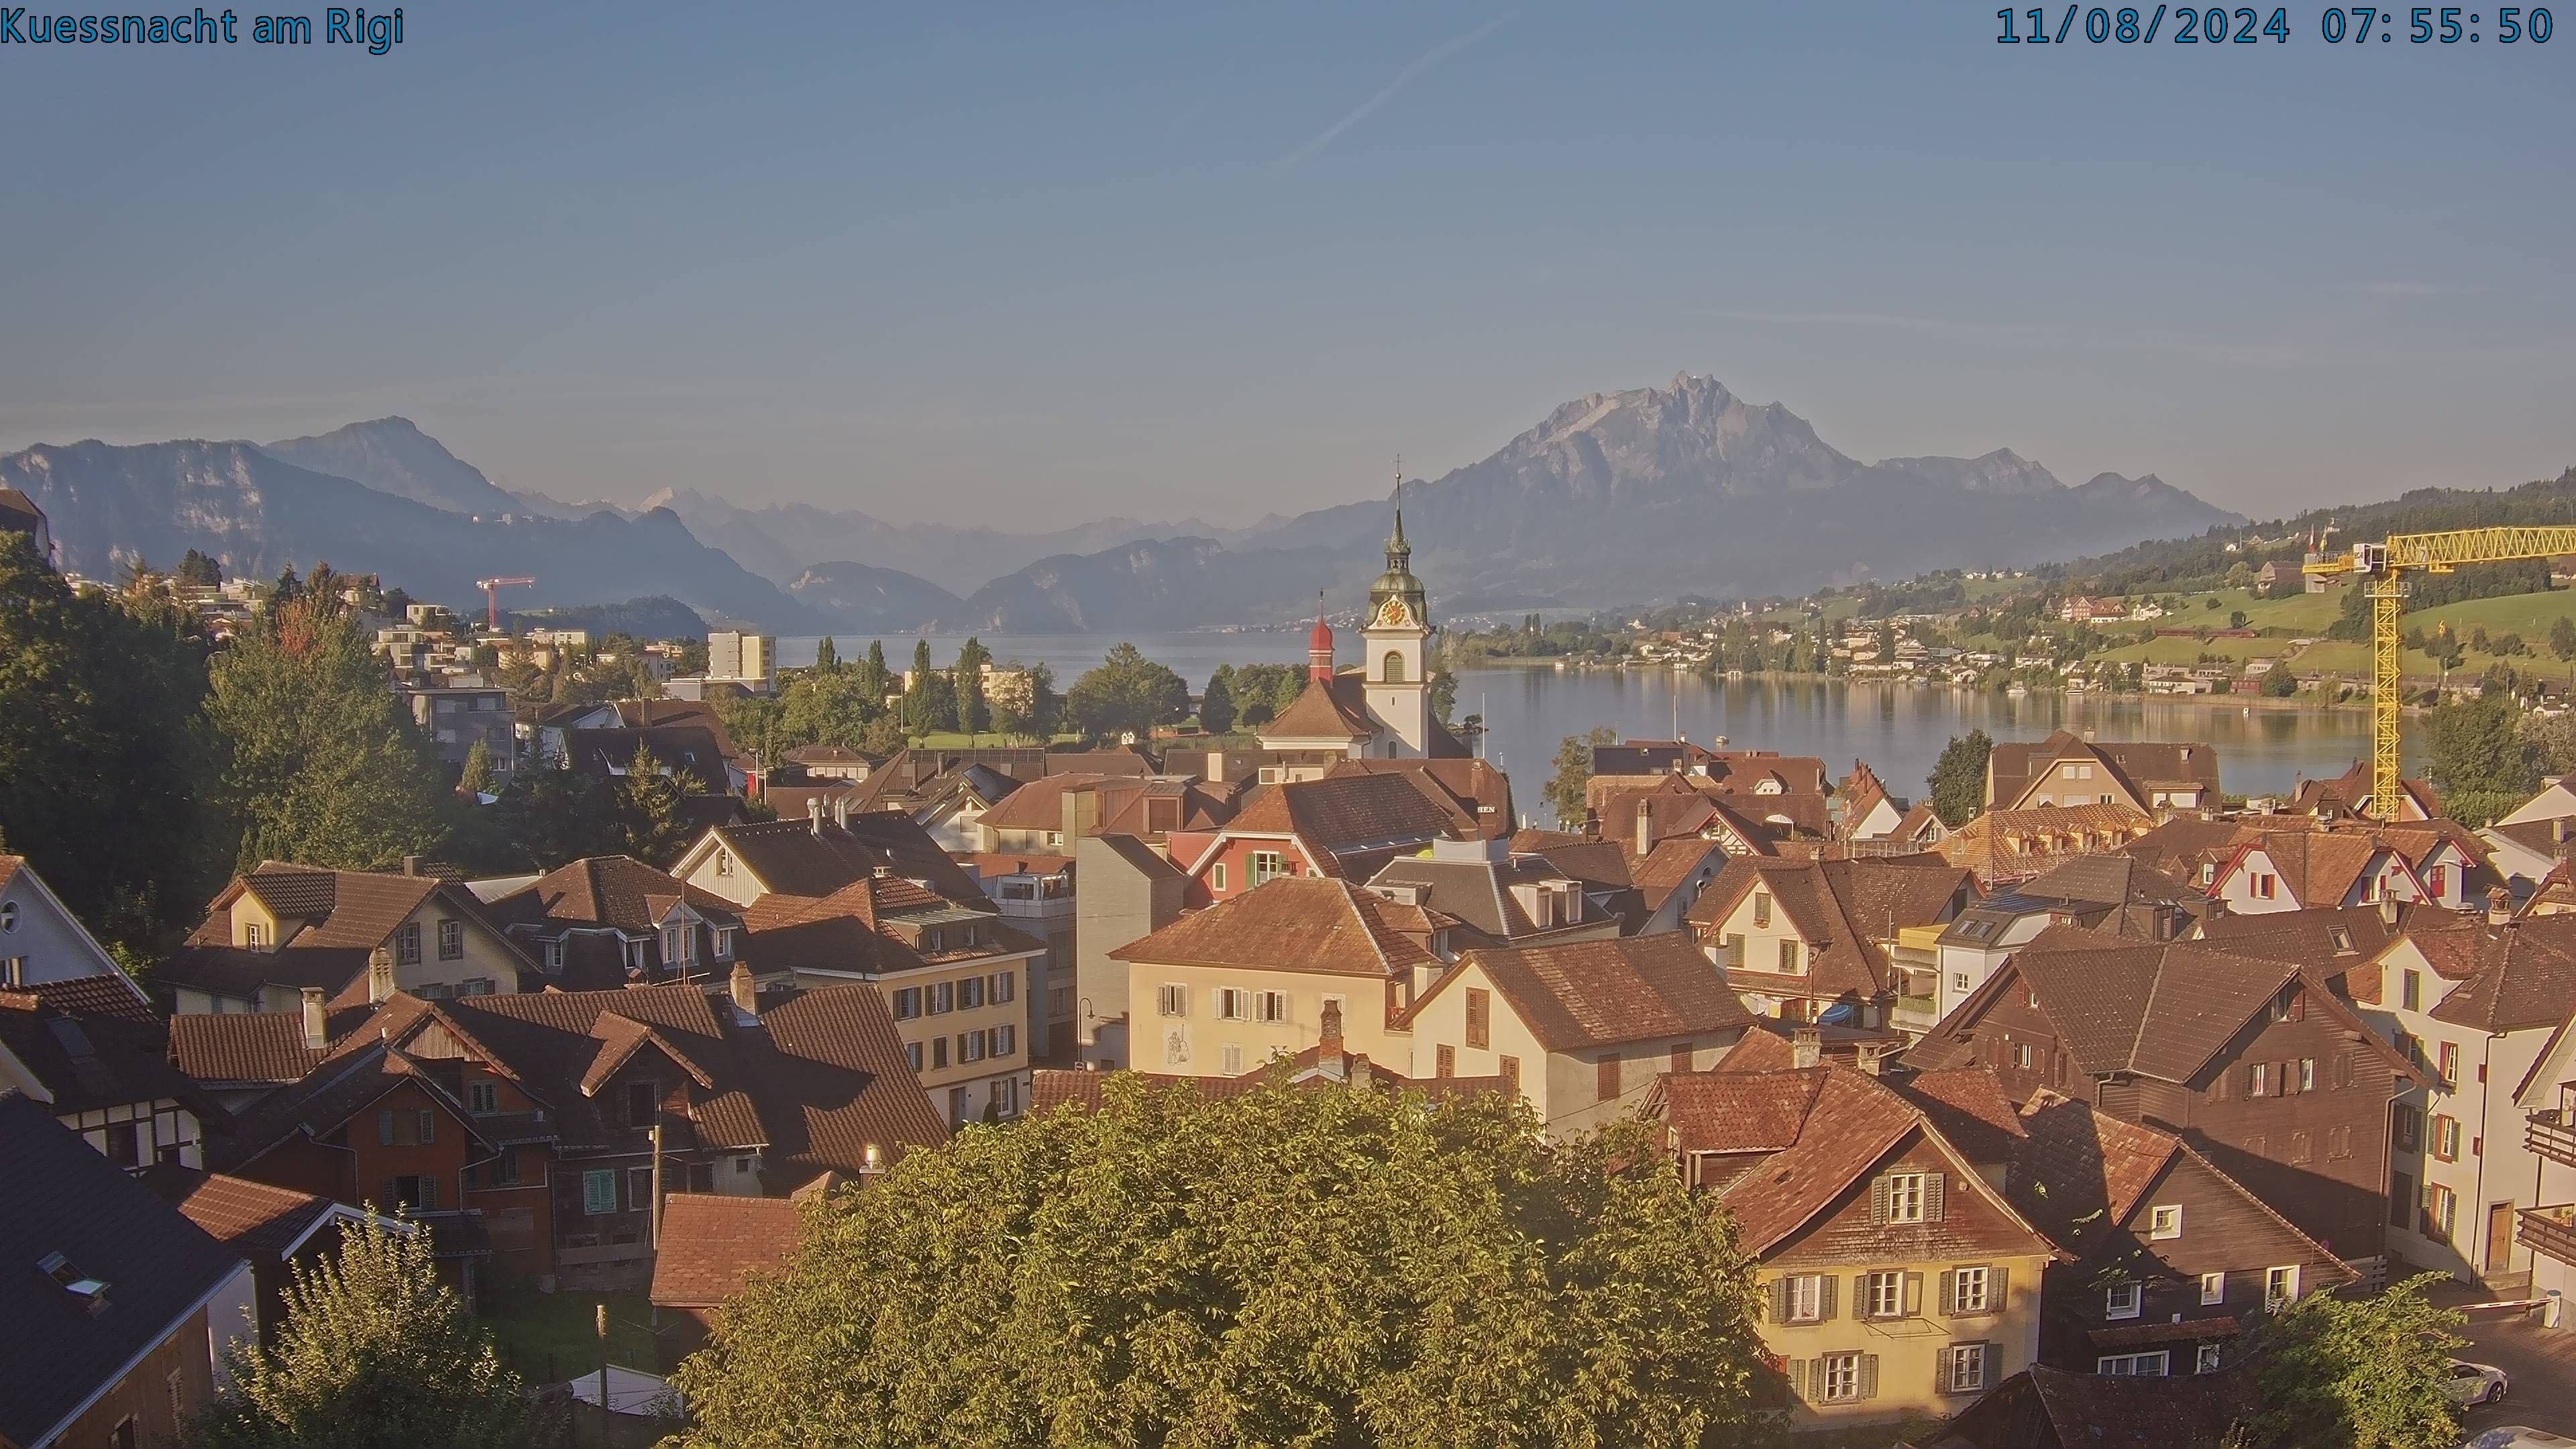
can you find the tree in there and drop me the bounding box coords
[2230,1273,2463,1449]
[458,739,497,798]
[0,534,219,957]
[1429,667,1458,728]
[672,1078,1765,1449]
[195,1216,533,1449]
[2230,610,2250,629]
[1198,665,1237,736]
[954,638,992,738]
[176,547,223,587]
[1543,726,1619,828]
[494,761,622,871]
[616,743,703,866]
[1064,643,1190,742]
[2426,691,2540,828]
[1927,729,1994,827]
[861,639,892,700]
[2553,614,2576,662]
[205,587,449,873]
[815,635,839,671]
[901,639,959,734]
[2261,661,2299,698]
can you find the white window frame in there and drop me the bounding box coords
[1864,1270,1904,1320]
[2265,1265,2300,1311]
[2149,1204,2183,1240]
[1222,1043,1244,1076]
[2197,1343,2224,1374]
[1210,863,1227,892]
[1784,1273,1825,1324]
[1945,1342,1990,1394]
[1817,1351,1864,1403]
[1255,989,1289,1024]
[1885,1172,1927,1224]
[1250,851,1285,887]
[2104,1282,2142,1320]
[1157,983,1187,1018]
[1951,1265,1992,1314]
[1216,988,1250,1022]
[2200,1271,2225,1305]
[2098,1350,2169,1377]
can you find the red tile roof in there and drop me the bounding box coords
[1436,933,1754,1053]
[1109,876,1440,981]
[140,1167,344,1263]
[649,1192,806,1309]
[168,1011,327,1085]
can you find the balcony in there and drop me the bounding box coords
[2518,1205,2576,1268]
[2525,1111,2576,1171]
[1892,995,1940,1034]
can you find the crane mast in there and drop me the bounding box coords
[2304,525,2576,820]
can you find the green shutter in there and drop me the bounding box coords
[1818,1273,1837,1321]
[1925,1171,1946,1222]
[1860,1353,1880,1400]
[1990,1264,2010,1311]
[1768,1277,1790,1324]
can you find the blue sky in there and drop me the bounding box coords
[1,1,2567,528]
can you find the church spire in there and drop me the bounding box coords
[1386,460,1409,565]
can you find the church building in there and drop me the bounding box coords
[1255,488,1472,781]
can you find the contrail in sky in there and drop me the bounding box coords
[1273,10,1518,174]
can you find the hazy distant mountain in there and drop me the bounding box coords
[643,486,1258,592]
[1218,374,2241,606]
[945,537,1347,633]
[786,560,967,631]
[0,437,826,633]
[256,417,530,517]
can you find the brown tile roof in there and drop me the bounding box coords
[1690,856,1973,1000]
[218,1040,489,1171]
[1507,830,1633,890]
[1657,1067,1828,1154]
[742,877,1042,980]
[973,773,1109,834]
[558,724,735,794]
[168,1012,326,1085]
[1630,837,1727,910]
[1261,674,1377,740]
[1442,934,1754,1054]
[0,990,193,1114]
[163,865,534,1000]
[2232,828,2392,908]
[484,856,742,934]
[2290,760,2440,820]
[704,812,988,904]
[18,973,158,1030]
[1219,772,1468,875]
[140,1167,343,1263]
[649,1192,806,1309]
[1109,876,1440,981]
[2424,915,2576,1033]
[1937,803,2157,883]
[1894,1067,2028,1167]
[742,987,950,1183]
[1988,731,2221,806]
[2193,902,2414,1002]
[1322,758,1515,840]
[2116,816,2261,883]
[1936,1365,2255,1449]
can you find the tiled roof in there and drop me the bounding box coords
[1109,876,1440,980]
[140,1167,343,1263]
[559,724,735,794]
[1322,759,1515,840]
[1630,837,1726,910]
[1220,772,1468,873]
[1507,830,1633,890]
[1030,1059,1511,1114]
[484,856,742,934]
[219,1042,486,1171]
[742,876,1042,980]
[2236,829,2391,907]
[2424,915,2576,1032]
[1690,856,1972,1000]
[1261,674,1376,740]
[164,865,534,999]
[1705,1068,1925,1254]
[2194,902,2412,1002]
[0,990,193,1115]
[168,1012,327,1085]
[740,986,949,1183]
[649,1193,806,1309]
[19,972,158,1030]
[1366,854,1564,941]
[1988,731,2220,805]
[1658,1067,1827,1154]
[1894,1067,2028,1167]
[0,1092,246,1449]
[1937,803,2157,882]
[1447,934,1754,1053]
[704,812,989,905]
[1937,1365,2255,1449]
[974,773,1108,834]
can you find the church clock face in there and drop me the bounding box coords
[1373,597,1413,629]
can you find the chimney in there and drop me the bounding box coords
[808,796,826,837]
[366,947,394,1002]
[300,987,327,1050]
[2378,894,2398,927]
[833,794,851,829]
[2490,887,2515,926]
[1320,998,1343,1049]
[1790,1026,1822,1070]
[400,855,422,877]
[729,961,758,1020]
[2556,817,2572,846]
[872,863,893,880]
[1635,802,1653,858]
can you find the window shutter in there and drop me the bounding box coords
[419,1176,437,1211]
[1818,1274,1837,1321]
[1870,1175,1890,1226]
[419,1109,435,1144]
[1904,1271,1925,1317]
[1768,1278,1791,1324]
[1939,1270,1957,1316]
[1925,1172,1946,1222]
[1854,1273,1873,1317]
[1860,1354,1880,1400]
[378,1111,394,1146]
[1786,1358,1807,1402]
[1990,1265,2010,1310]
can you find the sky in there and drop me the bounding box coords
[1,1,2569,529]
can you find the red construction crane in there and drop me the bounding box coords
[474,576,535,630]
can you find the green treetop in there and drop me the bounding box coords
[1063,643,1190,743]
[1927,728,1994,827]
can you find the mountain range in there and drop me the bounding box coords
[0,374,2241,634]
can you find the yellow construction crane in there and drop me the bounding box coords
[2304,526,2576,819]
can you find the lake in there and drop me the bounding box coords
[777,632,2393,816]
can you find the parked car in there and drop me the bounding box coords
[2447,1360,2511,1407]
[2461,1428,2572,1449]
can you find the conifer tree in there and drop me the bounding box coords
[616,742,702,865]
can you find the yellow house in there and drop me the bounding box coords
[1652,1061,2055,1430]
[1686,857,1973,1027]
[159,862,533,1014]
[1108,875,1458,1079]
[1395,934,1756,1137]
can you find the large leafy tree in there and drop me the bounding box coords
[2426,690,2540,828]
[195,1216,534,1449]
[1927,728,1994,827]
[1063,643,1190,743]
[2231,1273,2463,1449]
[616,742,704,865]
[1542,726,1618,828]
[954,637,992,737]
[1198,665,1237,736]
[674,1079,1765,1448]
[206,588,449,871]
[0,537,219,955]
[496,762,623,871]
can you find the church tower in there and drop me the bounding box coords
[1361,472,1432,757]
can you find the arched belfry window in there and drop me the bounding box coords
[1383,652,1405,683]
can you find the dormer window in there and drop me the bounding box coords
[715,850,734,877]
[243,921,267,950]
[38,1252,109,1316]
[544,940,566,972]
[714,926,735,961]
